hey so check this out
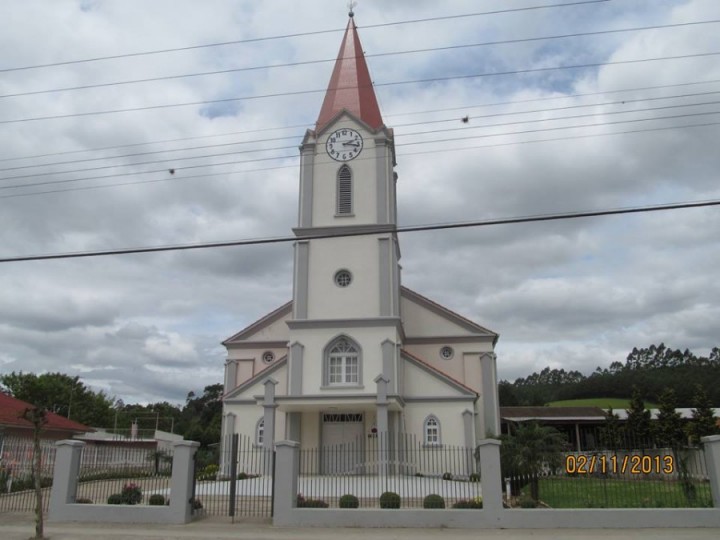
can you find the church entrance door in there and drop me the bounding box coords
[321,412,364,474]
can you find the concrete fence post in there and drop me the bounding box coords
[273,440,300,526]
[477,438,503,513]
[168,440,200,523]
[49,440,85,519]
[701,434,720,508]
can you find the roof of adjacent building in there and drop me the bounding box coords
[500,406,607,422]
[315,14,384,133]
[0,391,94,433]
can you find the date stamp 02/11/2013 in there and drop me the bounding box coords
[565,454,675,475]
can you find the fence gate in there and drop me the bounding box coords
[194,434,274,519]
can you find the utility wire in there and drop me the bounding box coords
[3,120,718,200]
[3,18,717,99]
[2,50,717,125]
[0,1,611,73]
[3,116,718,197]
[4,78,720,164]
[2,99,718,186]
[1,198,716,264]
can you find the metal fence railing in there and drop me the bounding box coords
[0,436,56,513]
[298,433,481,509]
[193,434,274,518]
[501,424,713,509]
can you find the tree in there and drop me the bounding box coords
[179,384,224,447]
[21,407,48,540]
[599,407,623,450]
[686,384,719,444]
[500,422,568,502]
[625,386,652,447]
[0,372,114,427]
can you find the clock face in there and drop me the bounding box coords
[326,128,363,161]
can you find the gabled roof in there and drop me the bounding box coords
[401,286,498,342]
[315,15,384,133]
[223,356,287,401]
[401,349,477,397]
[222,301,292,345]
[0,392,93,433]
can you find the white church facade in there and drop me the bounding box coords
[220,13,500,473]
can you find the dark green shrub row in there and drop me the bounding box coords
[296,494,329,508]
[0,476,53,493]
[452,498,483,509]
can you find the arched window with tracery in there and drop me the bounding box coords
[424,415,441,445]
[323,335,362,386]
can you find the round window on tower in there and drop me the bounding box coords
[440,346,454,360]
[262,351,275,364]
[334,269,353,288]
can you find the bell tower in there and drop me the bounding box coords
[286,12,402,409]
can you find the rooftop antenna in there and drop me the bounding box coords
[348,1,357,17]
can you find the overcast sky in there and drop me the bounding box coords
[0,0,718,409]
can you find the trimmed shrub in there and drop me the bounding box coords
[423,494,445,509]
[452,497,483,509]
[339,494,359,508]
[107,493,123,505]
[148,494,166,506]
[120,482,142,505]
[75,497,93,504]
[379,491,401,509]
[442,472,453,481]
[468,473,480,482]
[296,494,328,508]
[518,495,538,508]
[190,497,203,510]
[414,472,424,477]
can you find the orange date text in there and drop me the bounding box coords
[564,454,674,475]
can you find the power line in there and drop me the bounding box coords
[1,198,716,264]
[0,1,611,73]
[2,118,718,199]
[4,78,720,164]
[4,18,717,99]
[2,50,717,125]
[2,100,718,187]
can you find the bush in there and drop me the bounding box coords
[414,472,424,477]
[423,494,445,509]
[296,494,328,508]
[379,491,401,509]
[339,494,359,508]
[452,497,483,509]
[190,497,203,510]
[107,493,123,505]
[75,497,93,504]
[518,495,538,508]
[442,472,453,481]
[237,472,259,480]
[197,464,218,481]
[120,482,142,505]
[468,473,480,482]
[148,494,166,506]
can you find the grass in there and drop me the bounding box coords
[548,398,658,409]
[527,477,712,508]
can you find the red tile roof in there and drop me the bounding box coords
[315,15,384,133]
[0,392,93,433]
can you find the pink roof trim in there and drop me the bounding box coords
[315,16,384,133]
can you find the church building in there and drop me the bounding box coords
[220,12,500,473]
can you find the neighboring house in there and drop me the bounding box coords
[0,391,93,441]
[220,13,500,474]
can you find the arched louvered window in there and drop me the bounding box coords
[336,165,353,215]
[256,417,265,445]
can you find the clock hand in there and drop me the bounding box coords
[342,141,360,147]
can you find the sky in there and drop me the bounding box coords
[0,0,719,409]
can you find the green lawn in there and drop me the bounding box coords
[526,477,712,508]
[548,398,657,409]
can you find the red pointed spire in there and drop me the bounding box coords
[315,15,384,133]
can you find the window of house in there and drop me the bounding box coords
[336,165,352,215]
[424,415,441,445]
[325,336,361,385]
[256,418,264,446]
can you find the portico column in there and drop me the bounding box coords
[262,378,279,475]
[375,374,390,476]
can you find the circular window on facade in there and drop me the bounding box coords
[440,346,454,360]
[262,351,275,364]
[334,269,352,288]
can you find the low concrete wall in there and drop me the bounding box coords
[273,436,720,529]
[49,439,200,524]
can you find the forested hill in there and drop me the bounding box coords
[499,344,720,407]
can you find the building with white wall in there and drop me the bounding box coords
[221,12,500,474]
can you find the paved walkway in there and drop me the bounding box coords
[2,514,720,540]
